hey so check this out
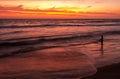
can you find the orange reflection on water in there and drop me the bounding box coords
[0,47,96,79]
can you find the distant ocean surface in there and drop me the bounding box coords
[0,19,120,79]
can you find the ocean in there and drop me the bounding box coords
[0,19,120,79]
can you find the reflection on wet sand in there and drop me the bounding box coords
[0,47,96,79]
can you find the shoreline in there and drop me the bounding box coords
[82,62,120,79]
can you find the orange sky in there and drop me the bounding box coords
[0,0,120,19]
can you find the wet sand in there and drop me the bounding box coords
[0,47,97,79]
[82,63,120,79]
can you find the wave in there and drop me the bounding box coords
[0,32,100,58]
[0,34,98,47]
[1,30,120,47]
[0,31,28,36]
[0,19,120,29]
[0,23,120,28]
[0,30,120,58]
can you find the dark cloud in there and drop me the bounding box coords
[87,6,92,8]
[0,5,23,10]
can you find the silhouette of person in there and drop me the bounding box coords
[100,35,104,56]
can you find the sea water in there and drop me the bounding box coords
[0,19,120,79]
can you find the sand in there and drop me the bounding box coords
[82,63,120,79]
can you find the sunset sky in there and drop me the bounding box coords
[0,0,120,19]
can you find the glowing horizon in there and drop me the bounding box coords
[0,0,120,19]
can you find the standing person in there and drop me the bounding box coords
[101,35,104,56]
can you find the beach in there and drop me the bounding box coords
[0,47,97,79]
[83,63,120,79]
[0,0,120,78]
[0,19,120,79]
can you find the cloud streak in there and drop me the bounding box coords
[0,5,75,13]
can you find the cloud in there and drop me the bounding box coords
[87,6,92,8]
[0,5,77,13]
[94,0,104,3]
[0,5,119,16]
[0,5,23,10]
[78,12,113,14]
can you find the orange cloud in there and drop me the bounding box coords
[0,5,75,13]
